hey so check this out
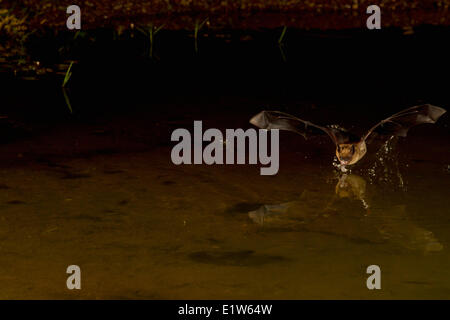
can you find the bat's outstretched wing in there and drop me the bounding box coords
[249,110,358,145]
[362,104,446,142]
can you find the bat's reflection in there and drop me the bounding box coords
[248,174,443,253]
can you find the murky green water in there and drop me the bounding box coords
[0,121,449,299]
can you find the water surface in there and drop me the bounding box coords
[0,110,449,299]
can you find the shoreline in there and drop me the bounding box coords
[1,1,450,32]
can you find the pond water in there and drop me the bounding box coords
[0,102,449,299]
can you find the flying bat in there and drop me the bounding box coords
[250,104,446,168]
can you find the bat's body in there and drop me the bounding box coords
[250,104,446,169]
[336,141,367,165]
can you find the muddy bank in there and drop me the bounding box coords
[1,0,450,32]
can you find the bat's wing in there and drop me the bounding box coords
[249,110,358,145]
[362,104,446,142]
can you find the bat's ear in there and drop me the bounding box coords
[249,111,267,128]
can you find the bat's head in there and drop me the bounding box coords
[336,141,366,166]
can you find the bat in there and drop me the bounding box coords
[249,104,446,168]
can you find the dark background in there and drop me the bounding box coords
[1,26,449,159]
[2,26,449,116]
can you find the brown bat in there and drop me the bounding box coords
[250,104,446,167]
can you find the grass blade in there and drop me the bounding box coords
[62,88,73,114]
[278,26,287,45]
[62,61,74,87]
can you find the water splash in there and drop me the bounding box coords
[367,136,406,190]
